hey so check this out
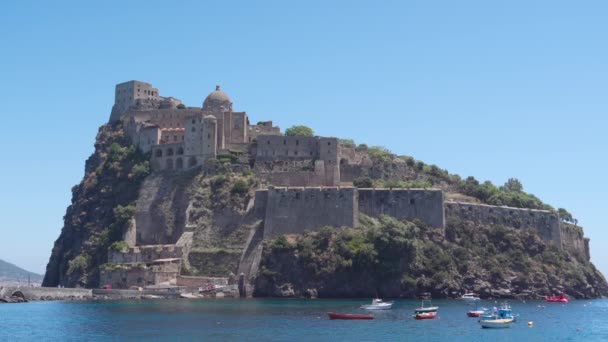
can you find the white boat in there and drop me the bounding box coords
[360,298,393,310]
[414,300,439,313]
[479,317,514,328]
[461,293,480,301]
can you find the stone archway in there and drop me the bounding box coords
[166,158,174,171]
[176,158,184,170]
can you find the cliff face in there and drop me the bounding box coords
[42,123,150,287]
[254,215,608,299]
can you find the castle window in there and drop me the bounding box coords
[155,149,162,157]
[192,127,195,132]
[208,134,210,139]
[177,147,184,155]
[173,135,177,142]
[167,148,174,156]
[328,142,331,146]
[192,119,195,124]
[410,199,415,205]
[468,206,473,211]
[296,140,299,145]
[267,140,270,144]
[283,140,286,145]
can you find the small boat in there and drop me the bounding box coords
[414,312,437,320]
[414,300,439,314]
[480,303,519,322]
[479,317,514,328]
[467,302,487,317]
[360,298,394,310]
[461,293,480,301]
[545,292,568,303]
[327,312,374,320]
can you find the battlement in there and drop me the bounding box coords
[445,201,562,246]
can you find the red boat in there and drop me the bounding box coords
[545,292,568,303]
[328,312,374,320]
[414,312,437,320]
[467,310,485,317]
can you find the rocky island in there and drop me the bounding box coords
[42,80,607,299]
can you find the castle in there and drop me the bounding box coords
[101,80,591,291]
[112,80,340,187]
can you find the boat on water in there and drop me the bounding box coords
[414,300,439,314]
[461,293,480,301]
[467,302,487,317]
[480,302,519,323]
[545,292,568,303]
[327,312,374,320]
[360,298,394,310]
[479,317,514,328]
[414,311,437,320]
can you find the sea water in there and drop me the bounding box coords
[1,298,607,341]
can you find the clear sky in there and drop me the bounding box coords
[1,0,606,276]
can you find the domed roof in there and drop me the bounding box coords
[202,85,231,111]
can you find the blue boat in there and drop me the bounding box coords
[480,302,519,322]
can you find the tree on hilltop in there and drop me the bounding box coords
[285,125,314,137]
[503,178,523,192]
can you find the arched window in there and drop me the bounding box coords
[177,147,184,155]
[176,158,184,170]
[155,149,162,158]
[166,158,174,171]
[167,148,174,156]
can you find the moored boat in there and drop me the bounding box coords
[360,298,394,310]
[327,312,374,320]
[467,302,487,317]
[461,293,480,301]
[479,317,513,328]
[480,303,519,323]
[545,292,568,303]
[414,312,437,320]
[414,300,439,314]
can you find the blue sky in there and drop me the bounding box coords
[1,0,607,276]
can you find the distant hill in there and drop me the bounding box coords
[0,259,43,286]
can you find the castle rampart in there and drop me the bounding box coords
[262,187,358,239]
[445,202,562,247]
[358,188,445,228]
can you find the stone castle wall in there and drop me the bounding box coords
[261,187,358,239]
[358,188,445,228]
[560,223,590,261]
[445,202,562,247]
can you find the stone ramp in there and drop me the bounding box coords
[237,222,265,281]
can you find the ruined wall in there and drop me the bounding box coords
[445,202,562,247]
[262,187,358,239]
[560,223,589,261]
[248,121,280,142]
[99,260,180,289]
[358,189,445,228]
[108,244,183,264]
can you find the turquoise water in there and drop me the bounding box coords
[1,298,607,341]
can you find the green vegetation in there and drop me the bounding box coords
[353,177,373,188]
[231,179,249,194]
[338,138,356,148]
[109,241,129,252]
[255,215,607,298]
[285,125,314,137]
[177,103,186,109]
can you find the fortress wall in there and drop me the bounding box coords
[255,135,320,161]
[0,286,92,300]
[445,202,562,247]
[560,223,589,261]
[262,187,358,239]
[151,142,188,172]
[229,112,248,145]
[108,245,183,264]
[358,189,445,227]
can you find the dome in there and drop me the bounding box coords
[202,85,231,111]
